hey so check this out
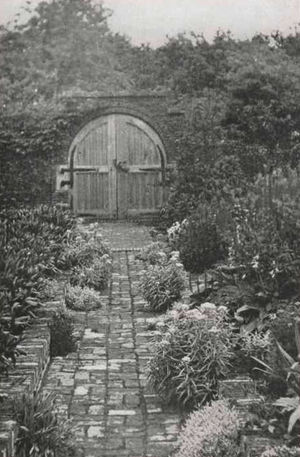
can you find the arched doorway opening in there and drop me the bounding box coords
[68,114,167,218]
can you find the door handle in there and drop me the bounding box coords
[113,159,130,173]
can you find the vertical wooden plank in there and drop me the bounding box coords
[108,115,117,218]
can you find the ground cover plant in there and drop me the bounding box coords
[58,226,110,269]
[260,446,300,457]
[70,254,112,291]
[148,303,234,408]
[174,399,241,457]
[13,391,75,457]
[135,241,170,265]
[139,255,186,312]
[49,309,77,357]
[65,284,102,311]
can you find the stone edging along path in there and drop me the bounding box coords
[0,320,50,457]
[0,222,283,457]
[42,249,182,457]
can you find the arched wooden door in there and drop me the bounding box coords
[71,114,166,218]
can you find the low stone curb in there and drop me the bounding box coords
[219,377,283,457]
[0,319,50,457]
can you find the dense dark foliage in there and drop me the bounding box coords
[0,205,75,372]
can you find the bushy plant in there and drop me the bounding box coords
[37,278,65,302]
[0,205,76,371]
[70,254,112,291]
[136,241,169,265]
[234,330,272,375]
[139,258,186,312]
[0,324,23,373]
[269,302,299,359]
[175,400,241,457]
[13,391,75,457]
[260,446,300,457]
[49,309,76,357]
[65,284,101,311]
[255,320,300,440]
[229,195,300,301]
[167,220,188,250]
[58,227,110,270]
[148,303,234,407]
[178,210,227,274]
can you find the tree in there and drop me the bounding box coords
[0,0,133,113]
[223,38,300,176]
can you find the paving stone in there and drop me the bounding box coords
[74,386,89,396]
[38,225,181,457]
[108,409,136,416]
[87,426,104,438]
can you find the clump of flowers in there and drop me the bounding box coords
[167,219,188,249]
[37,278,65,301]
[232,330,272,375]
[70,255,112,291]
[58,228,110,270]
[175,400,241,457]
[260,446,300,457]
[240,330,272,360]
[136,242,169,265]
[139,259,186,312]
[64,285,101,311]
[148,303,234,407]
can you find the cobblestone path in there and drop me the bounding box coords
[42,224,181,457]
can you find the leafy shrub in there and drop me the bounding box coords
[260,446,300,457]
[269,302,299,359]
[13,391,75,457]
[229,197,300,301]
[148,303,233,407]
[232,330,272,375]
[49,310,76,357]
[65,285,101,311]
[178,210,227,274]
[0,324,23,373]
[135,242,169,265]
[175,400,241,457]
[70,254,112,291]
[37,278,65,302]
[167,219,188,250]
[0,205,75,371]
[58,228,110,270]
[255,320,300,439]
[139,259,186,312]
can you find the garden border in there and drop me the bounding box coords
[0,319,51,457]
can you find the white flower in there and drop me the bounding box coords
[182,355,191,364]
[200,302,216,312]
[208,326,219,334]
[218,306,228,315]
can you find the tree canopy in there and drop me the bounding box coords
[0,1,299,210]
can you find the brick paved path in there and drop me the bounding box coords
[42,223,181,457]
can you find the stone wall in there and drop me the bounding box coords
[54,93,185,207]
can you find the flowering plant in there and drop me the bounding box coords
[260,446,300,457]
[64,284,101,311]
[58,227,110,269]
[70,254,112,291]
[135,241,169,265]
[139,260,186,312]
[175,400,241,457]
[148,303,234,407]
[167,219,188,249]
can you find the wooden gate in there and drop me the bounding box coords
[71,114,166,218]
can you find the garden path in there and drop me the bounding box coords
[42,222,182,457]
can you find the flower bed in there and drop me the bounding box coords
[0,319,50,457]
